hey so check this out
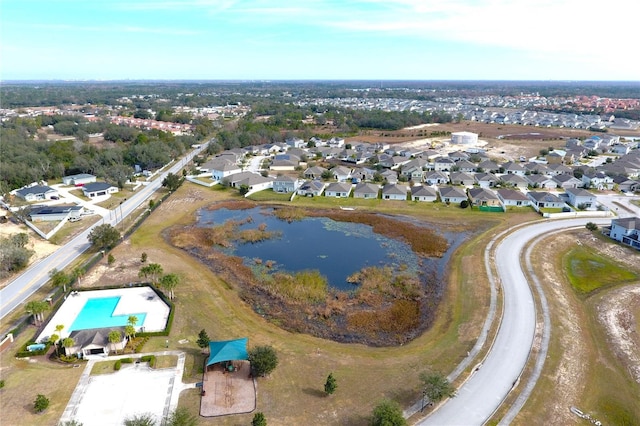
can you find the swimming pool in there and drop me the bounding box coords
[69,297,146,332]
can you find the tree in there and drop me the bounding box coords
[49,334,60,355]
[164,407,197,426]
[34,394,50,413]
[123,413,156,426]
[108,330,122,355]
[420,372,456,403]
[25,300,49,326]
[459,200,469,209]
[239,184,250,196]
[62,337,75,356]
[107,254,115,266]
[87,224,121,250]
[139,263,164,286]
[324,373,337,395]
[196,329,210,352]
[252,412,267,426]
[248,345,278,377]
[49,268,71,293]
[72,266,85,286]
[162,172,183,192]
[159,273,179,300]
[127,315,138,339]
[585,222,598,231]
[125,325,136,342]
[141,252,148,263]
[371,399,406,426]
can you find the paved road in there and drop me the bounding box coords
[421,216,612,425]
[0,144,208,321]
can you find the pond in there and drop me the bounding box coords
[197,206,420,290]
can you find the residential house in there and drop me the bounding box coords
[438,186,468,204]
[605,217,640,250]
[82,182,118,199]
[612,175,638,193]
[499,174,530,189]
[285,138,306,149]
[502,162,527,176]
[353,182,380,199]
[610,144,631,155]
[581,171,614,190]
[297,180,326,197]
[303,166,328,180]
[226,172,274,192]
[65,327,127,357]
[381,170,398,184]
[454,160,477,173]
[201,158,241,181]
[547,164,573,176]
[434,157,456,172]
[62,173,96,186]
[523,162,550,175]
[352,168,376,182]
[324,182,352,198]
[411,185,437,202]
[565,188,597,209]
[449,172,476,187]
[526,174,557,189]
[527,191,564,209]
[273,175,301,193]
[468,188,502,208]
[552,174,582,189]
[497,189,531,207]
[448,151,470,162]
[381,184,408,200]
[424,171,449,186]
[15,185,59,202]
[477,160,500,173]
[332,166,353,182]
[270,154,300,171]
[545,150,565,165]
[475,173,499,188]
[29,205,83,222]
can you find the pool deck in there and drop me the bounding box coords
[36,286,170,343]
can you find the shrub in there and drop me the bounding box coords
[585,222,598,231]
[252,412,267,426]
[114,360,122,370]
[371,399,406,426]
[34,394,49,413]
[121,357,133,364]
[141,355,156,368]
[248,346,278,377]
[460,199,469,209]
[0,379,5,388]
[324,373,337,395]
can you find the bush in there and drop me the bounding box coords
[585,222,598,231]
[121,357,134,364]
[114,360,122,370]
[252,412,267,426]
[141,355,156,368]
[324,373,337,395]
[371,399,406,426]
[460,200,469,209]
[34,394,49,413]
[0,379,5,388]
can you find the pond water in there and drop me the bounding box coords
[197,207,420,290]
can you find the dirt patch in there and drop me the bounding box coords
[596,285,640,383]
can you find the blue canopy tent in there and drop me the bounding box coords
[206,338,249,369]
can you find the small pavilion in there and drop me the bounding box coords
[206,337,249,372]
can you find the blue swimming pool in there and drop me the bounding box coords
[69,296,146,332]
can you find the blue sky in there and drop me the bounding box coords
[1,0,636,81]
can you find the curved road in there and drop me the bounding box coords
[0,144,208,321]
[422,216,612,425]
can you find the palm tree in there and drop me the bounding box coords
[138,263,163,286]
[49,268,71,293]
[159,273,179,300]
[127,315,138,339]
[124,325,136,345]
[108,330,122,355]
[25,300,49,326]
[71,267,85,286]
[49,334,60,355]
[62,337,75,357]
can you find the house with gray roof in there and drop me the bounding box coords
[565,188,597,209]
[82,182,119,199]
[381,184,408,201]
[65,327,127,357]
[475,173,499,188]
[497,189,531,207]
[425,171,449,186]
[527,191,564,209]
[605,217,640,250]
[449,172,476,187]
[411,185,437,202]
[62,173,96,186]
[581,171,614,190]
[15,185,59,202]
[353,182,380,199]
[297,180,326,197]
[552,174,582,189]
[324,182,352,198]
[526,174,556,189]
[332,166,353,182]
[303,166,327,180]
[381,170,398,184]
[201,158,242,181]
[438,186,468,204]
[468,188,502,208]
[500,174,530,189]
[29,205,83,222]
[273,175,301,193]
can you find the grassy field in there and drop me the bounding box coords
[0,181,533,425]
[513,231,640,425]
[563,245,638,295]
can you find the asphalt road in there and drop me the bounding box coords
[0,144,207,321]
[421,216,612,425]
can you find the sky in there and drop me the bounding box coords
[1,0,637,81]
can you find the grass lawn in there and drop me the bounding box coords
[247,190,292,202]
[155,355,178,369]
[91,360,116,375]
[563,245,638,295]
